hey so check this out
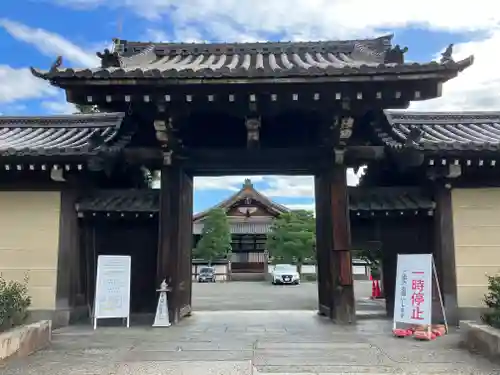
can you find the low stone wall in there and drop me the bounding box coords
[0,320,51,363]
[460,320,500,358]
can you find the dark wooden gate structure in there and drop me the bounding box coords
[157,168,194,322]
[28,34,473,324]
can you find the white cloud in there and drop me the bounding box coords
[194,176,265,191]
[0,19,100,113]
[0,65,58,104]
[49,0,500,37]
[192,169,363,199]
[41,100,77,114]
[0,19,99,67]
[411,29,500,111]
[284,203,316,212]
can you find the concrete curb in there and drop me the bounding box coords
[460,320,500,359]
[0,320,52,363]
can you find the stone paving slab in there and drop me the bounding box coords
[253,348,390,367]
[1,310,500,374]
[114,360,253,375]
[124,349,254,362]
[255,342,372,350]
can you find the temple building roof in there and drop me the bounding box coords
[75,186,435,217]
[380,111,500,154]
[30,35,473,81]
[0,112,131,157]
[193,179,290,221]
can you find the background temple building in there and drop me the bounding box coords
[193,178,288,278]
[0,34,496,327]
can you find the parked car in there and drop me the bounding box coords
[198,266,216,282]
[271,264,300,285]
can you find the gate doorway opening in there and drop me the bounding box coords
[77,175,437,324]
[191,175,320,312]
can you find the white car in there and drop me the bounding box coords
[271,264,300,285]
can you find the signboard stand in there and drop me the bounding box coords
[392,253,447,340]
[152,279,171,327]
[93,255,131,330]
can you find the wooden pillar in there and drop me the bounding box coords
[157,164,193,324]
[434,183,459,326]
[329,165,356,324]
[55,189,81,326]
[314,174,332,317]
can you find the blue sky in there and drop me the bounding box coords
[1,0,499,212]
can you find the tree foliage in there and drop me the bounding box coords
[352,242,383,279]
[266,210,315,267]
[482,274,500,328]
[0,274,31,332]
[194,208,232,264]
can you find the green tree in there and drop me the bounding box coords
[266,210,315,273]
[352,242,382,279]
[194,208,232,265]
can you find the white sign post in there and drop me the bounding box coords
[93,255,131,330]
[153,279,171,327]
[393,254,448,337]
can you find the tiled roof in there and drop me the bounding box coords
[76,187,435,214]
[192,179,290,221]
[0,112,129,157]
[76,189,159,213]
[349,187,435,212]
[380,111,500,153]
[31,36,473,81]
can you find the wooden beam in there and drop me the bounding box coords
[329,165,356,324]
[122,146,386,169]
[433,183,459,326]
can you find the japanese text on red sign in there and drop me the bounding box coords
[411,272,425,320]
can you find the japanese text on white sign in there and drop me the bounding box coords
[393,254,432,325]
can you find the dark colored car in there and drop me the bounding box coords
[198,267,216,282]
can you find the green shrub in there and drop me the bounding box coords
[0,274,31,332]
[482,274,500,328]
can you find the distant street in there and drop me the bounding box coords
[192,280,383,313]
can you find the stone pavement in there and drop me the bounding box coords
[1,311,499,374]
[192,281,382,312]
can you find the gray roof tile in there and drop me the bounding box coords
[380,111,500,153]
[31,36,473,80]
[0,112,130,156]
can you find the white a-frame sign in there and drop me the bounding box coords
[93,255,131,330]
[393,254,448,336]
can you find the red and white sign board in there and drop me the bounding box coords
[393,254,434,325]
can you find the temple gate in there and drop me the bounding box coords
[13,34,476,325]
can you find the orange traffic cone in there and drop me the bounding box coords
[375,280,381,298]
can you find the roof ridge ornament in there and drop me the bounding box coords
[404,127,423,148]
[50,56,63,73]
[384,45,408,64]
[440,44,454,64]
[97,48,121,68]
[243,178,253,189]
